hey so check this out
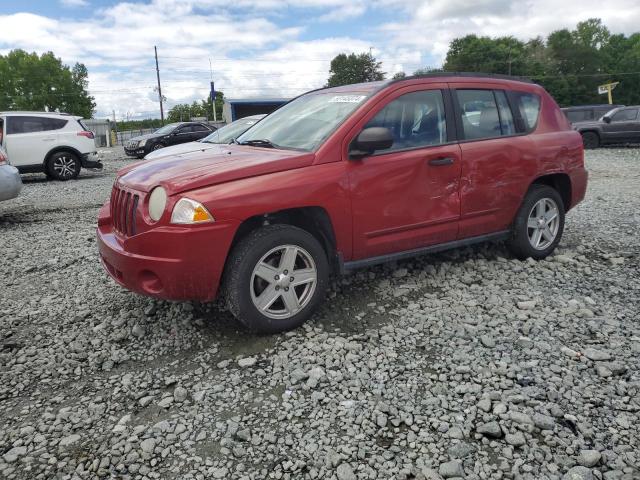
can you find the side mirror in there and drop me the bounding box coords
[350,127,393,158]
[603,116,612,124]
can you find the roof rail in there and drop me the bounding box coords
[389,72,536,85]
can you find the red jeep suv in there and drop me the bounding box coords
[98,74,587,333]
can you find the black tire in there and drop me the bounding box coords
[46,151,80,181]
[507,184,565,260]
[581,131,600,149]
[151,143,164,151]
[223,224,329,333]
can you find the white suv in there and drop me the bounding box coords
[0,112,101,181]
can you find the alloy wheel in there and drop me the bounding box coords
[250,244,317,320]
[53,155,76,179]
[527,198,560,250]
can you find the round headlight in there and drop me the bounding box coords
[148,186,167,221]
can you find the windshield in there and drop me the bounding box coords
[201,117,262,144]
[154,123,180,135]
[236,92,369,151]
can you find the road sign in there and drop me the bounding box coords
[598,82,619,104]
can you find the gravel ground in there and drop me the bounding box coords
[1,146,639,480]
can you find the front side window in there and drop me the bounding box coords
[611,108,638,122]
[236,92,369,151]
[363,90,447,152]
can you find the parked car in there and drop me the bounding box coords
[0,112,101,181]
[0,146,22,202]
[144,115,265,161]
[561,104,622,124]
[98,73,587,333]
[573,106,640,148]
[124,122,216,159]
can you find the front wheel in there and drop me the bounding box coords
[581,131,599,149]
[508,185,565,260]
[224,225,329,333]
[46,151,80,181]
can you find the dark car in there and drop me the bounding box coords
[573,106,640,148]
[562,104,622,124]
[124,122,215,158]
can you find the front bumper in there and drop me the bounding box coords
[96,202,238,301]
[81,152,103,170]
[124,146,146,157]
[0,165,23,201]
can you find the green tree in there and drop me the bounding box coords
[326,52,385,87]
[440,19,640,107]
[167,91,224,123]
[0,49,95,117]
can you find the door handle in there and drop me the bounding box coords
[428,157,454,166]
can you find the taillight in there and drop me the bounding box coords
[78,131,95,139]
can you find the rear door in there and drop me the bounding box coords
[192,124,211,140]
[171,125,194,144]
[4,116,67,167]
[602,108,639,141]
[450,84,538,238]
[347,84,462,259]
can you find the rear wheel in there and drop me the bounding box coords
[224,224,329,333]
[46,151,80,181]
[581,131,600,149]
[508,185,565,260]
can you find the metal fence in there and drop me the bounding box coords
[115,128,155,145]
[83,119,113,148]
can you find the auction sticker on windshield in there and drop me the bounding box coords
[329,95,367,103]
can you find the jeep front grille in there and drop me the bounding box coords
[110,186,139,237]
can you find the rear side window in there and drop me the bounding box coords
[192,124,210,132]
[511,92,541,132]
[7,116,68,134]
[456,89,507,140]
[566,110,592,122]
[364,89,447,152]
[494,91,515,135]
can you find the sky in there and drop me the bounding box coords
[0,0,639,120]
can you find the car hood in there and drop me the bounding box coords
[573,120,603,129]
[117,145,315,195]
[144,141,216,160]
[129,133,162,142]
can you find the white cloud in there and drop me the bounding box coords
[375,0,640,66]
[2,0,639,119]
[60,0,89,7]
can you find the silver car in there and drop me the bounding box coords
[0,146,22,202]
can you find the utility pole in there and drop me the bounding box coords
[154,46,164,125]
[209,58,217,123]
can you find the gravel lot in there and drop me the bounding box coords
[1,147,639,480]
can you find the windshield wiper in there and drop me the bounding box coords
[239,139,277,148]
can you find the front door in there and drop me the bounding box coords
[602,107,640,142]
[347,86,462,259]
